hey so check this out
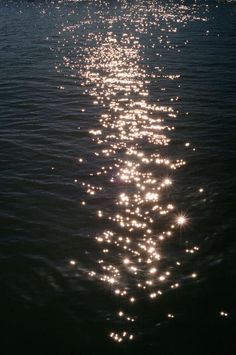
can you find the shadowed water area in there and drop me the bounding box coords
[0,0,236,354]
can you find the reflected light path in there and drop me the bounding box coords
[58,0,208,343]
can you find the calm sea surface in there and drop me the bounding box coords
[0,0,236,354]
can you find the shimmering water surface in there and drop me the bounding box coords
[0,0,236,354]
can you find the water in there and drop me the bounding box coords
[0,0,236,353]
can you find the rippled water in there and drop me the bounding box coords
[0,0,236,354]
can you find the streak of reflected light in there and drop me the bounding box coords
[57,0,208,343]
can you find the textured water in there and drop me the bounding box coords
[0,0,236,354]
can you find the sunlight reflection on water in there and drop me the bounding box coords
[58,0,208,343]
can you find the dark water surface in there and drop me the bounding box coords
[0,0,236,354]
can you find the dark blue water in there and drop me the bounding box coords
[0,0,236,354]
